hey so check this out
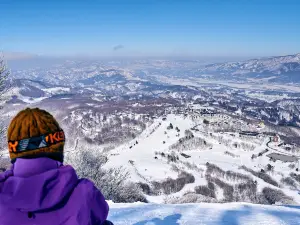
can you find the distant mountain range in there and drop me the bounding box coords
[200,53,300,83]
[8,52,300,88]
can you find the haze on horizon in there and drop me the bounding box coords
[1,0,300,60]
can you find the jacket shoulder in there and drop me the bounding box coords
[75,178,109,223]
[76,178,102,198]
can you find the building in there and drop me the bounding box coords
[273,134,280,143]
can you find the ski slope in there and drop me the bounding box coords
[108,202,300,225]
[104,114,300,204]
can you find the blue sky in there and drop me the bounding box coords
[0,0,300,58]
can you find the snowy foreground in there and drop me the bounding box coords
[107,202,300,225]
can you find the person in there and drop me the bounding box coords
[0,108,113,225]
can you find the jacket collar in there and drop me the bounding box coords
[14,158,62,178]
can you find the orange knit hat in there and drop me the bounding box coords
[7,108,65,163]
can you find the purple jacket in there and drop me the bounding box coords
[0,158,109,225]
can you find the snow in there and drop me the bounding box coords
[245,91,296,103]
[42,87,70,93]
[104,116,186,182]
[20,96,48,103]
[3,87,48,104]
[155,75,300,93]
[103,113,300,204]
[107,202,300,225]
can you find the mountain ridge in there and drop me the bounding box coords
[201,53,300,83]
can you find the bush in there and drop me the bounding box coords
[171,164,180,172]
[207,174,269,204]
[170,136,211,151]
[167,123,173,130]
[206,163,251,182]
[224,151,239,158]
[195,185,216,198]
[289,164,296,169]
[237,181,256,191]
[290,173,300,183]
[67,151,146,203]
[234,181,258,202]
[262,187,294,205]
[205,164,270,203]
[258,172,278,187]
[115,182,148,203]
[204,165,293,204]
[179,171,195,183]
[256,193,270,205]
[184,129,193,137]
[151,181,162,195]
[207,182,215,191]
[203,119,210,125]
[208,176,234,202]
[152,171,195,195]
[167,153,178,162]
[266,164,274,171]
[161,178,184,194]
[206,163,225,177]
[0,158,10,172]
[223,185,234,201]
[225,170,252,182]
[240,166,278,187]
[166,193,218,204]
[182,161,203,172]
[281,177,297,189]
[137,182,151,195]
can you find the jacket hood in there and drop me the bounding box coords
[0,158,78,212]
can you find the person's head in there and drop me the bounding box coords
[7,108,65,163]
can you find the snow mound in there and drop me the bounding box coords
[108,202,300,225]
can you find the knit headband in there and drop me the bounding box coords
[8,130,65,153]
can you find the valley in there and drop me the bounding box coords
[1,54,300,205]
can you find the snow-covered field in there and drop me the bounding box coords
[108,202,300,225]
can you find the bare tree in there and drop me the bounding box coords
[0,54,9,101]
[67,150,146,203]
[0,55,10,157]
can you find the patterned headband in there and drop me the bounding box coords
[8,130,65,153]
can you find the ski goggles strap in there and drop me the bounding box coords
[8,130,65,153]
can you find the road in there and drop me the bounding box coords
[266,138,300,159]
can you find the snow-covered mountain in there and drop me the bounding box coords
[8,53,300,86]
[274,99,300,114]
[2,54,300,210]
[201,53,300,83]
[10,60,140,86]
[101,113,300,205]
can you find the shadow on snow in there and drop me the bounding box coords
[133,214,181,225]
[220,205,300,225]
